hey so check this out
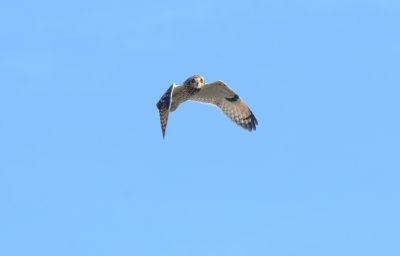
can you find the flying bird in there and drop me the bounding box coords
[156,75,258,138]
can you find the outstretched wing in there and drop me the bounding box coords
[190,81,258,131]
[156,84,175,138]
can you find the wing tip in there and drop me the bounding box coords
[162,125,166,139]
[244,110,258,132]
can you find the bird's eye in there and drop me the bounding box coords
[191,79,196,83]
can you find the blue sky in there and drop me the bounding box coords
[1,0,399,255]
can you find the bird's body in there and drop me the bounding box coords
[156,75,258,138]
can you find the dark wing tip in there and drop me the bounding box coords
[250,111,258,131]
[242,110,258,132]
[157,107,169,139]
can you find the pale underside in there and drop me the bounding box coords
[156,80,258,138]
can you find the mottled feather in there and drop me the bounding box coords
[190,81,258,131]
[156,84,174,138]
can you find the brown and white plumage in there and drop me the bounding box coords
[156,75,258,138]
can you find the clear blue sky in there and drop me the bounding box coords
[1,1,399,255]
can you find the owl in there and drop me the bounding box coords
[156,75,258,138]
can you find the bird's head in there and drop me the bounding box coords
[183,75,205,88]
